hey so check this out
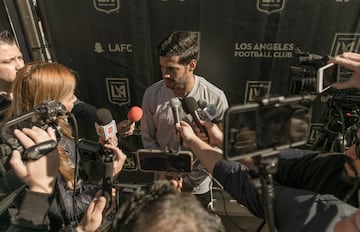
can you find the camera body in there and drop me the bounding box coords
[77,138,116,183]
[289,50,331,95]
[0,100,67,162]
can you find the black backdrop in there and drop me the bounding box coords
[2,0,360,141]
[34,0,360,107]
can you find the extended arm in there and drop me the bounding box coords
[6,127,59,232]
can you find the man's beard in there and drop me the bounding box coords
[164,79,185,90]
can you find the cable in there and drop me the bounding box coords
[67,112,80,225]
[195,168,249,232]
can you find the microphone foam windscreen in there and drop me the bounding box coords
[95,108,113,125]
[127,106,143,122]
[197,99,207,109]
[183,97,200,112]
[170,97,181,107]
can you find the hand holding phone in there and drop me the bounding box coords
[317,63,353,93]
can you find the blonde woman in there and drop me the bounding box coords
[4,61,126,230]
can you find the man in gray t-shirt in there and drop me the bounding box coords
[141,31,229,200]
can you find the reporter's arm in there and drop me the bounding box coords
[6,189,54,232]
[6,127,59,232]
[201,120,224,148]
[76,192,106,232]
[176,121,222,174]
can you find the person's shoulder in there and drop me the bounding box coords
[144,80,166,95]
[196,75,225,93]
[195,75,228,104]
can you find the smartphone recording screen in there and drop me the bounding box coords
[223,100,310,161]
[136,149,193,173]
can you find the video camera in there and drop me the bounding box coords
[288,49,331,95]
[319,88,360,135]
[0,100,67,163]
[321,88,360,112]
[310,88,360,151]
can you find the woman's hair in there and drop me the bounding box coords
[8,61,76,117]
[7,61,77,186]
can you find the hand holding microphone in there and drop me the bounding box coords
[95,108,118,146]
[117,106,143,138]
[95,108,127,208]
[182,97,209,142]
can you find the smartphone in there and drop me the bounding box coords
[223,96,310,161]
[136,149,193,173]
[317,63,341,93]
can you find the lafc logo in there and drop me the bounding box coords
[93,0,120,14]
[307,124,323,145]
[122,152,137,171]
[257,0,285,14]
[330,33,360,56]
[106,78,130,106]
[244,81,271,103]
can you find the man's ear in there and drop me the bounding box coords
[188,59,197,71]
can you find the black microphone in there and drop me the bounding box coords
[95,108,116,208]
[183,97,209,138]
[95,108,118,141]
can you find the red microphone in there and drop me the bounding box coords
[127,106,143,122]
[118,106,143,137]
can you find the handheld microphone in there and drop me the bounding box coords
[183,97,208,137]
[197,99,220,122]
[119,106,143,137]
[95,108,118,141]
[170,98,181,124]
[95,108,117,208]
[170,97,182,149]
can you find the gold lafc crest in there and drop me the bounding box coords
[257,0,285,14]
[106,78,130,106]
[93,0,120,14]
[330,33,360,57]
